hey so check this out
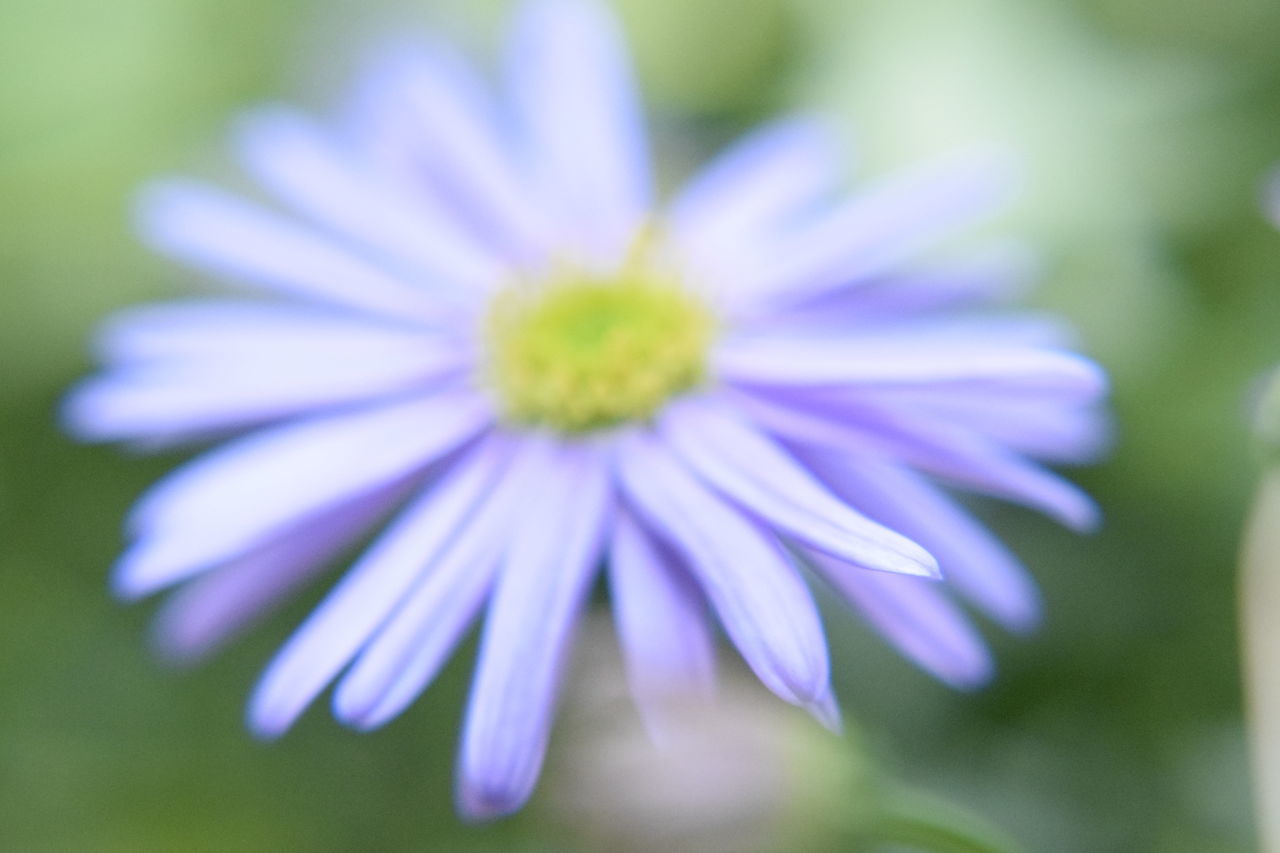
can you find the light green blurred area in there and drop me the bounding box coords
[2,0,1279,849]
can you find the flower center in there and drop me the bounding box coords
[485,268,714,433]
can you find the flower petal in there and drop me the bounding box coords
[615,428,832,714]
[332,438,552,731]
[116,391,492,598]
[246,435,514,738]
[734,388,1099,530]
[609,508,716,736]
[347,44,551,263]
[670,118,838,276]
[235,107,504,290]
[150,479,410,662]
[506,0,650,263]
[807,550,993,689]
[457,438,612,819]
[800,450,1040,631]
[135,180,453,323]
[65,309,468,442]
[659,398,938,578]
[737,151,1014,309]
[716,335,1106,400]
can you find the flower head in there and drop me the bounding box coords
[67,0,1107,819]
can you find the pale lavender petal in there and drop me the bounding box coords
[506,0,650,263]
[247,435,514,738]
[609,508,716,735]
[234,107,502,289]
[615,428,832,715]
[669,118,838,261]
[333,438,552,731]
[733,388,1098,530]
[799,450,1040,631]
[347,44,551,263]
[116,391,492,599]
[761,244,1035,327]
[69,300,470,440]
[92,300,459,365]
[659,398,938,579]
[716,334,1106,400]
[151,479,411,662]
[135,180,453,323]
[458,439,612,819]
[737,151,1014,308]
[807,550,993,689]
[865,388,1110,463]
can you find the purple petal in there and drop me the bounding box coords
[332,438,554,731]
[151,479,410,662]
[135,181,457,323]
[457,438,612,820]
[234,107,503,290]
[669,118,839,302]
[715,334,1106,400]
[734,388,1098,530]
[807,550,993,689]
[737,151,1015,309]
[64,306,469,441]
[799,450,1040,631]
[659,398,938,578]
[758,244,1035,328]
[506,0,650,264]
[615,428,832,716]
[609,508,716,736]
[346,44,551,264]
[247,435,514,738]
[116,391,492,599]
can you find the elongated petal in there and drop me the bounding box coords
[506,0,649,263]
[670,118,837,259]
[738,151,1014,307]
[235,107,502,289]
[117,392,492,598]
[93,300,459,365]
[807,550,992,689]
[734,388,1098,530]
[716,335,1106,400]
[755,244,1035,329]
[64,356,466,443]
[609,508,716,735]
[136,180,452,323]
[348,44,551,262]
[615,428,831,713]
[151,479,410,662]
[458,439,612,819]
[800,450,1040,631]
[247,436,514,737]
[333,438,552,731]
[659,398,937,578]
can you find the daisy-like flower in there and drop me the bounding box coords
[67,0,1107,819]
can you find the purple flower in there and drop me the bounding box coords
[66,0,1107,819]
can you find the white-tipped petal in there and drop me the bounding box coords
[659,398,938,579]
[616,429,832,712]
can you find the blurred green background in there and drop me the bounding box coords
[3,0,1280,849]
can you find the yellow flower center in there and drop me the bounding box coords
[485,267,714,434]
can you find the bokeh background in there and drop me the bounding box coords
[4,0,1280,849]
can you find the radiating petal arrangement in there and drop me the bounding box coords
[66,0,1108,819]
